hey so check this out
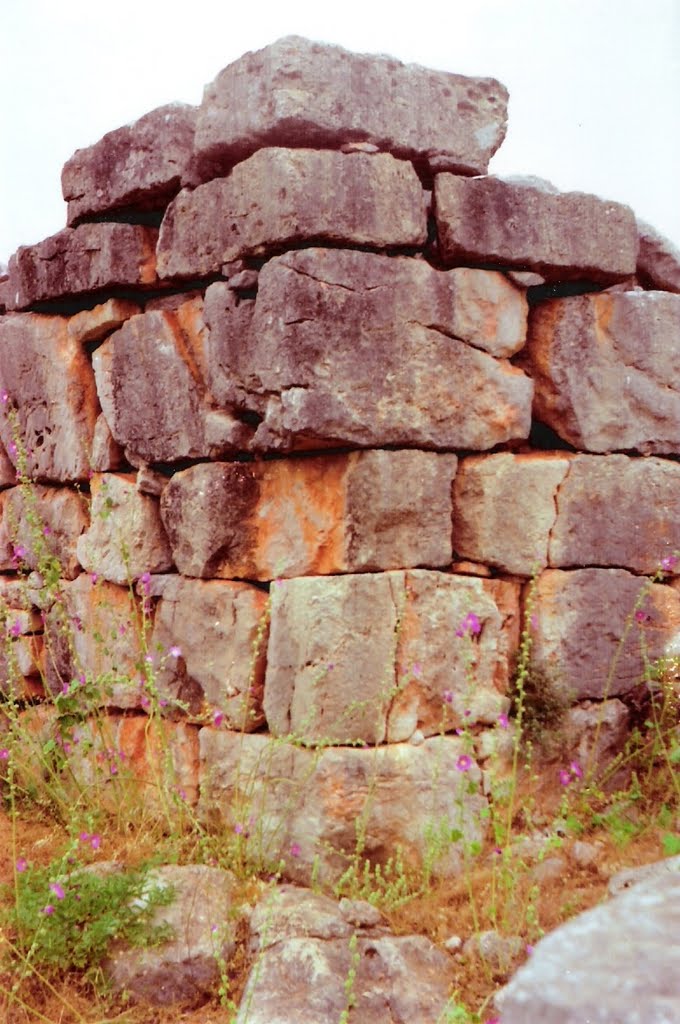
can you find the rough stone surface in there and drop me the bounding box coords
[0,484,88,578]
[62,104,199,225]
[524,292,680,453]
[159,450,457,581]
[609,854,680,896]
[453,453,571,575]
[495,870,680,1023]
[204,248,533,452]
[93,298,252,464]
[264,571,518,745]
[434,175,638,283]
[199,730,487,885]
[76,473,172,584]
[105,864,237,1007]
[193,35,508,180]
[548,455,680,574]
[150,575,269,727]
[7,223,158,310]
[530,569,680,701]
[0,313,99,481]
[157,148,427,279]
[637,220,680,292]
[562,699,631,787]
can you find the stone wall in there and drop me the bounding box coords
[1,35,680,885]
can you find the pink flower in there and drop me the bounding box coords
[90,572,98,584]
[290,841,301,857]
[456,754,472,772]
[661,554,678,572]
[12,544,26,561]
[16,857,27,873]
[234,823,244,835]
[213,710,225,728]
[559,769,571,786]
[498,712,509,729]
[79,831,90,843]
[634,610,649,623]
[0,390,8,403]
[49,882,65,900]
[0,749,9,761]
[570,761,583,779]
[412,662,422,678]
[90,834,101,851]
[169,645,182,658]
[455,612,481,638]
[9,619,22,638]
[442,690,454,704]
[42,905,55,916]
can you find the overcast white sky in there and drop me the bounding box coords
[1,0,679,266]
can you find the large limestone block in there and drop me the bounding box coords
[62,103,199,225]
[0,313,99,481]
[0,484,88,578]
[204,249,533,451]
[524,292,680,453]
[199,730,487,885]
[549,455,680,574]
[7,223,158,310]
[76,473,173,584]
[159,451,457,581]
[93,298,252,464]
[193,36,508,180]
[156,148,426,280]
[637,219,680,292]
[150,576,269,728]
[495,871,680,1023]
[264,571,518,745]
[453,453,572,575]
[529,568,680,701]
[434,175,638,283]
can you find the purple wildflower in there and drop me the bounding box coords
[456,754,472,772]
[49,882,65,900]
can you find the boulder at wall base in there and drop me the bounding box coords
[199,730,487,887]
[62,103,200,225]
[529,568,680,702]
[263,570,518,745]
[434,174,638,284]
[159,450,458,581]
[156,148,427,279]
[149,575,269,728]
[495,868,680,1023]
[192,35,508,181]
[523,291,680,454]
[7,223,158,310]
[203,248,533,452]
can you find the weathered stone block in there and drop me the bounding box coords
[529,568,680,701]
[549,455,680,574]
[453,453,571,575]
[524,292,680,453]
[62,103,199,225]
[434,175,638,283]
[193,35,508,180]
[0,313,99,481]
[156,149,426,279]
[76,473,172,585]
[93,298,252,464]
[263,570,518,744]
[199,730,487,886]
[0,484,88,578]
[66,297,141,343]
[636,219,680,292]
[7,223,158,309]
[150,576,269,728]
[204,249,533,452]
[160,450,457,581]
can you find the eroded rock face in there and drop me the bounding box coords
[193,35,508,180]
[7,223,158,310]
[62,103,199,225]
[263,571,518,744]
[434,175,638,283]
[157,148,427,279]
[525,292,680,453]
[159,451,457,580]
[530,568,680,701]
[199,730,487,885]
[204,248,533,451]
[636,219,680,292]
[495,870,680,1023]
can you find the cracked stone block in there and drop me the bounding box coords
[193,35,508,181]
[0,484,88,578]
[76,473,173,585]
[62,103,199,225]
[263,570,518,745]
[453,453,571,576]
[562,699,631,784]
[150,576,269,728]
[548,454,680,574]
[93,296,252,464]
[434,175,638,284]
[529,568,680,701]
[204,248,533,452]
[636,219,680,292]
[157,148,427,280]
[159,450,457,581]
[0,313,99,482]
[199,730,487,886]
[524,291,680,453]
[7,223,158,310]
